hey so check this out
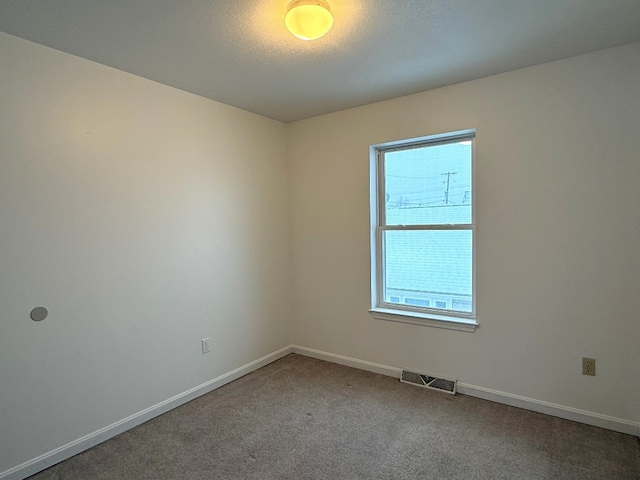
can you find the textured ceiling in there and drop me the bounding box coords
[1,0,640,122]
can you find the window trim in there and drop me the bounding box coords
[369,130,478,332]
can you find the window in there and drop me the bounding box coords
[405,298,430,307]
[369,130,477,332]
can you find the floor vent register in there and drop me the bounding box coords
[401,369,457,395]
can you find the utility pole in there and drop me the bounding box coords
[441,172,457,205]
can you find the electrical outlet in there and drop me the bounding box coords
[201,338,211,354]
[582,357,595,376]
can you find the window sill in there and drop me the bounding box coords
[369,308,478,332]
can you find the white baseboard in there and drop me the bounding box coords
[5,344,638,480]
[292,345,402,378]
[292,345,640,438]
[1,345,293,480]
[456,383,640,437]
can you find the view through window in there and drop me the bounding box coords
[371,131,475,325]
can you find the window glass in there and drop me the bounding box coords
[383,230,472,313]
[384,142,472,226]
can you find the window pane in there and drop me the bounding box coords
[383,229,472,313]
[384,141,472,226]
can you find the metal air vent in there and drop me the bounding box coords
[401,369,456,395]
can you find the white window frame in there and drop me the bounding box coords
[369,130,478,332]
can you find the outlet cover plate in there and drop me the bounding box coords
[202,338,211,354]
[582,357,595,376]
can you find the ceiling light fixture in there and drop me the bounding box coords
[285,0,334,41]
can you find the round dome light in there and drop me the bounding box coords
[285,0,334,41]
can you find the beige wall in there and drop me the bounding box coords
[287,42,640,424]
[2,29,639,479]
[0,32,291,473]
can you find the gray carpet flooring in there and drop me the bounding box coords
[28,354,640,479]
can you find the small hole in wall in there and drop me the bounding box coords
[30,307,48,322]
